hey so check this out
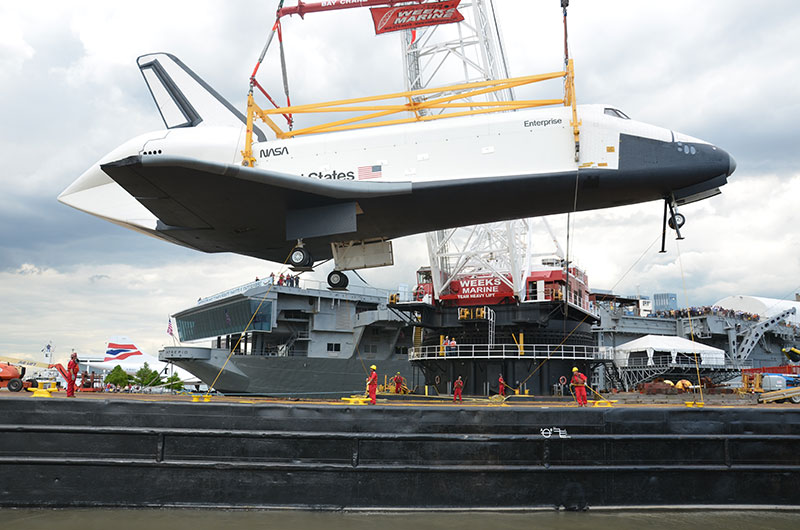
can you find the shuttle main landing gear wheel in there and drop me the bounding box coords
[327,270,349,290]
[289,245,313,269]
[660,198,686,253]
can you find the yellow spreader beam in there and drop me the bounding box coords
[242,61,580,167]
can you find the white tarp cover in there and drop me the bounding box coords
[713,295,800,325]
[614,334,725,367]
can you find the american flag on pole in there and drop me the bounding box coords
[358,165,382,180]
[167,317,174,337]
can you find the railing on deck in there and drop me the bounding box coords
[197,278,391,305]
[409,343,603,361]
[616,356,751,370]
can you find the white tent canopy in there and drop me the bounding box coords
[614,335,725,367]
[714,295,800,325]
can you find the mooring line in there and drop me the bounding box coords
[207,250,294,392]
[674,237,704,404]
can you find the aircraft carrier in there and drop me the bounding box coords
[159,266,800,398]
[592,293,800,391]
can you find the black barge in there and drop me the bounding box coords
[1,395,799,510]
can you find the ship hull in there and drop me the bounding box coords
[169,353,417,397]
[1,396,798,509]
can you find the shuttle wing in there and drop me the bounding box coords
[101,155,413,261]
[100,155,583,262]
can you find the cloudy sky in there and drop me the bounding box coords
[2,1,799,362]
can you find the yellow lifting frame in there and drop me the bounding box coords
[242,62,581,167]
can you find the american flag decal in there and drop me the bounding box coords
[358,165,382,180]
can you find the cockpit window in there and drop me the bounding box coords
[604,108,630,120]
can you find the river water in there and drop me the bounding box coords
[3,508,799,529]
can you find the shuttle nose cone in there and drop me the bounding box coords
[727,153,737,176]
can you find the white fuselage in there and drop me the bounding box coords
[59,103,690,236]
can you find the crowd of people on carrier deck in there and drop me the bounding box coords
[650,305,760,321]
[256,272,300,287]
[651,305,800,336]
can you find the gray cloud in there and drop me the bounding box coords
[1,1,798,360]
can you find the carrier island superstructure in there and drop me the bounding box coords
[160,278,414,396]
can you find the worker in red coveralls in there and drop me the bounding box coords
[392,372,404,393]
[366,364,378,404]
[66,352,80,398]
[570,366,588,406]
[498,373,506,397]
[453,375,464,403]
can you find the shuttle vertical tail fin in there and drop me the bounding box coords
[136,52,265,141]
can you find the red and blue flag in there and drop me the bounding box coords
[104,342,143,362]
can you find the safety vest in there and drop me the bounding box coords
[571,372,587,387]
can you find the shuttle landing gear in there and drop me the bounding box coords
[667,212,685,230]
[289,242,313,269]
[327,270,349,290]
[660,198,686,253]
[289,240,351,290]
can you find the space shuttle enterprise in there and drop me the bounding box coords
[59,51,736,288]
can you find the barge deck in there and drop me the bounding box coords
[1,392,798,510]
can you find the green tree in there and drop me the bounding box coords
[104,365,130,387]
[164,373,184,391]
[133,362,162,387]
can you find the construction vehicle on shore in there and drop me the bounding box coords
[741,364,800,404]
[0,363,28,392]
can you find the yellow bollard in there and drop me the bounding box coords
[192,395,200,402]
[27,387,53,398]
[203,394,211,402]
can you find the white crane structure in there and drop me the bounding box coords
[424,219,568,303]
[402,0,512,112]
[403,0,555,302]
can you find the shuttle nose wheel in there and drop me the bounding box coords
[667,212,685,230]
[660,198,686,253]
[327,270,349,290]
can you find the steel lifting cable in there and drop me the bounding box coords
[561,0,570,69]
[249,0,293,126]
[277,20,293,129]
[561,0,577,321]
[563,168,580,323]
[674,237,705,404]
